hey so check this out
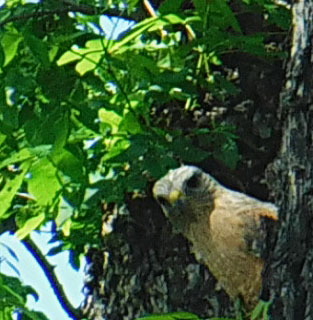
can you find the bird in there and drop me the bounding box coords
[152,165,278,311]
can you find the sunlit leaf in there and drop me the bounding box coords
[0,162,30,220]
[1,30,23,66]
[99,109,123,134]
[85,39,104,50]
[102,138,131,162]
[28,158,62,206]
[57,50,82,66]
[75,54,99,75]
[160,14,184,25]
[16,213,45,240]
[0,148,34,170]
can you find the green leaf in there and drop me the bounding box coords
[1,30,23,66]
[75,54,99,75]
[213,139,240,170]
[193,0,207,20]
[160,14,185,25]
[209,0,241,33]
[16,213,45,240]
[159,0,184,14]
[102,138,131,162]
[128,54,160,79]
[28,158,62,206]
[0,132,6,147]
[0,148,34,170]
[1,283,25,305]
[57,50,82,66]
[52,149,84,184]
[119,111,142,134]
[99,109,123,133]
[0,8,11,24]
[0,42,4,68]
[230,34,267,57]
[0,162,30,220]
[57,39,104,68]
[0,273,48,319]
[56,197,74,228]
[172,136,210,162]
[109,17,157,54]
[137,311,200,320]
[24,111,69,148]
[74,41,104,75]
[265,5,291,30]
[37,68,75,102]
[251,300,272,320]
[23,33,50,68]
[85,39,104,50]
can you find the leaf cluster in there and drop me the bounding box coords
[136,310,234,319]
[0,273,48,320]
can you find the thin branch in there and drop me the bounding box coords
[0,1,131,28]
[23,238,81,320]
[143,0,195,40]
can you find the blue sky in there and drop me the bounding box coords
[0,224,87,319]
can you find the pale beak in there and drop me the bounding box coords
[168,189,184,205]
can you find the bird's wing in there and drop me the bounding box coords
[237,207,278,258]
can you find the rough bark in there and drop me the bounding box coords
[264,1,313,319]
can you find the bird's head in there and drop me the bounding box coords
[153,166,218,233]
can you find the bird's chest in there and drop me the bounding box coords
[186,210,263,302]
[186,209,246,263]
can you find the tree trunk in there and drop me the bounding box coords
[82,2,313,320]
[264,1,313,319]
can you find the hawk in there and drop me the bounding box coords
[153,165,278,310]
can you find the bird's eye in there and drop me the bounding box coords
[185,174,201,189]
[156,196,170,207]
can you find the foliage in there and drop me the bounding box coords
[136,310,235,319]
[136,302,272,320]
[0,273,48,320]
[136,311,201,319]
[0,0,290,318]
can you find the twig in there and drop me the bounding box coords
[143,0,195,41]
[143,0,167,38]
[0,1,129,28]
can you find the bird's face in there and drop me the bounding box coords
[153,166,216,233]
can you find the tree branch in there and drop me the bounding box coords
[23,237,81,320]
[0,1,131,28]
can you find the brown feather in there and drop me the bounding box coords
[153,165,278,310]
